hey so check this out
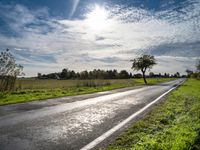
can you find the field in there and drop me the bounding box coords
[14,78,174,90]
[0,78,175,105]
[107,79,200,150]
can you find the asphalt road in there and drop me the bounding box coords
[0,79,184,150]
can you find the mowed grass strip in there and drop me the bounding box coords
[0,78,175,105]
[107,79,200,150]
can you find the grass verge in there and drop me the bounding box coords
[0,78,175,105]
[107,79,200,150]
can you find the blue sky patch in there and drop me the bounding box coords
[0,0,199,76]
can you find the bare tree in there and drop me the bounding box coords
[131,55,156,84]
[0,49,24,92]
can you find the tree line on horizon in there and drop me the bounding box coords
[37,69,184,80]
[38,69,132,80]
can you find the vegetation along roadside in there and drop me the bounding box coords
[0,78,175,105]
[107,79,200,150]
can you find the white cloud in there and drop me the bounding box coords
[69,0,80,18]
[0,1,199,76]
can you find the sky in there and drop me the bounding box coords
[0,0,199,76]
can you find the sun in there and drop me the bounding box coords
[85,5,110,33]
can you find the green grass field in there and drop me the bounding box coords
[107,79,200,150]
[0,78,175,105]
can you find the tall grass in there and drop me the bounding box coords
[14,79,134,90]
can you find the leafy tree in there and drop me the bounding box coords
[185,69,193,78]
[0,49,24,92]
[119,70,130,79]
[174,72,180,78]
[149,72,154,77]
[80,70,89,79]
[37,73,42,79]
[177,72,180,77]
[131,55,156,84]
[60,68,69,79]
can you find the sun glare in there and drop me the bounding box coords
[86,5,110,33]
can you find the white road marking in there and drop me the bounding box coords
[80,80,185,150]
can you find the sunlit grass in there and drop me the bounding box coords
[0,78,176,105]
[107,79,200,150]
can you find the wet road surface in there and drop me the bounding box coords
[0,79,184,150]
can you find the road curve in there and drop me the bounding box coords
[0,79,184,150]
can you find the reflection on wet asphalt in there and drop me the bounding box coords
[0,79,184,150]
